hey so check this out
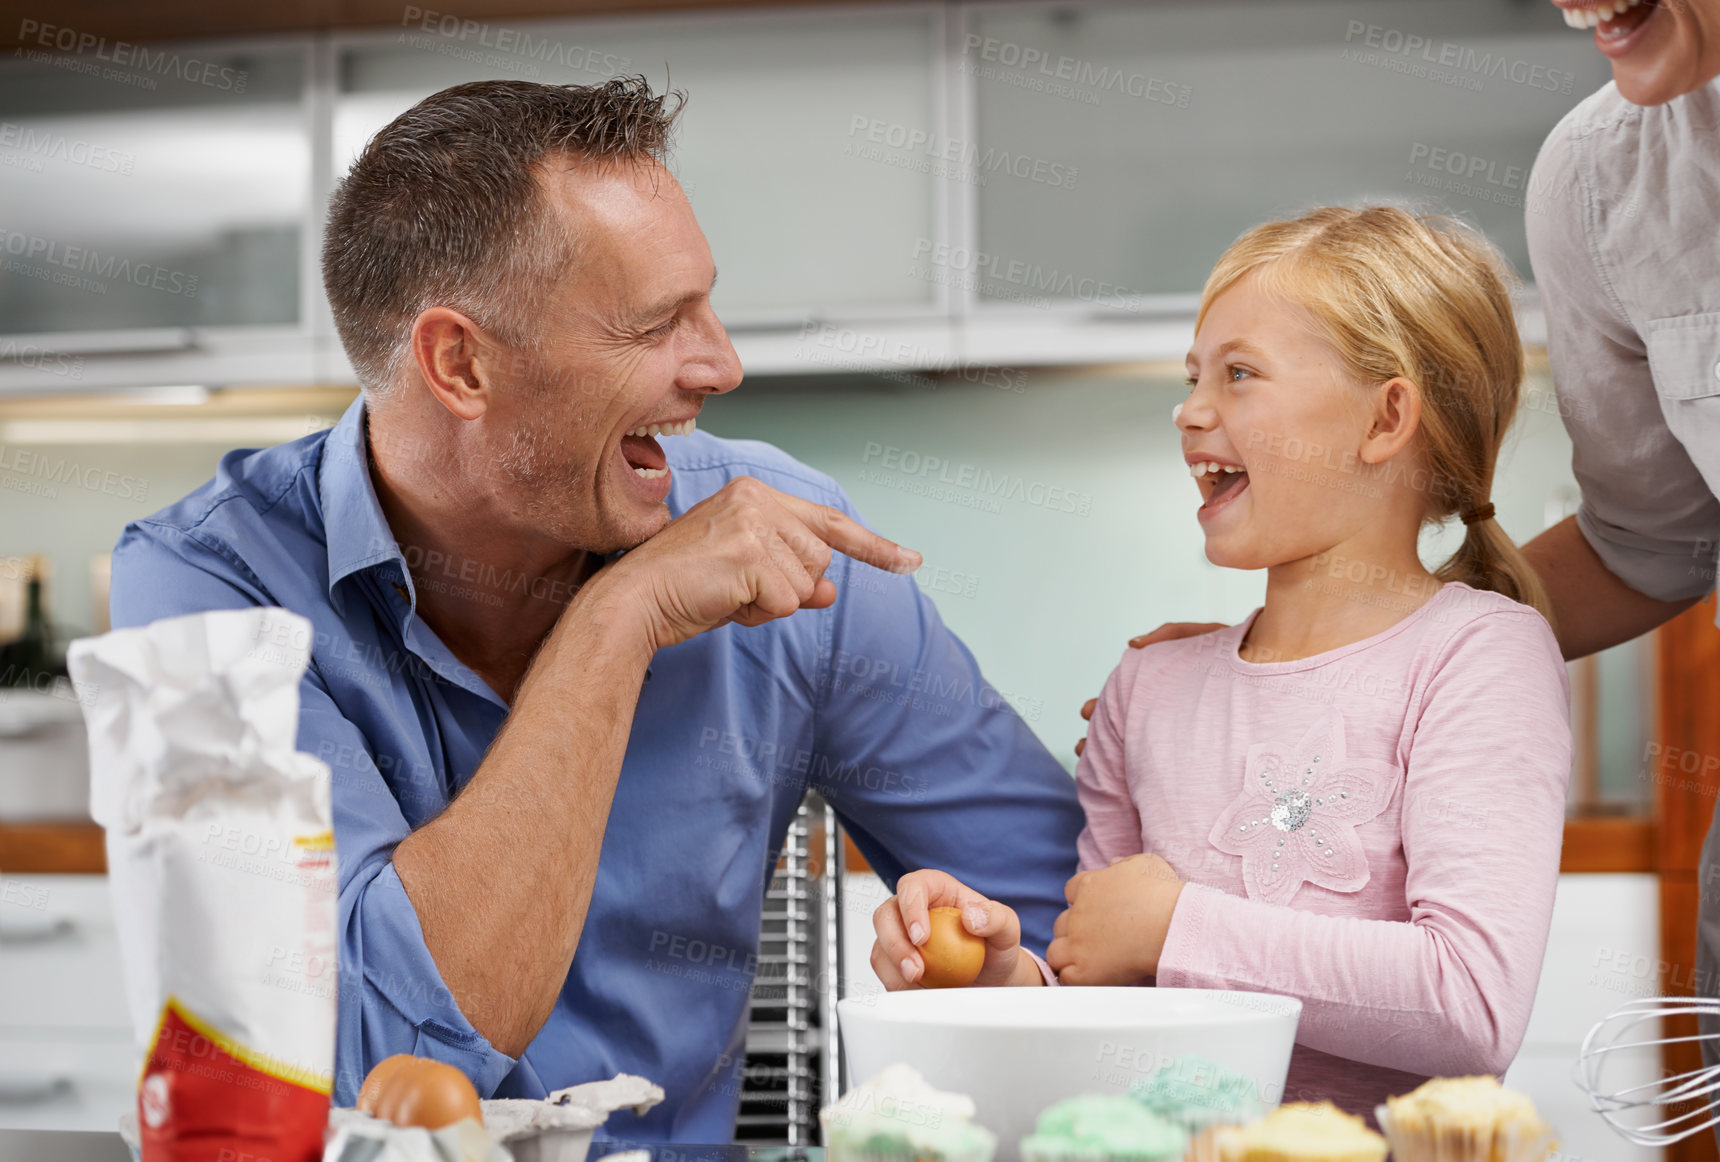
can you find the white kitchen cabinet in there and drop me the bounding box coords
[0,876,130,1032]
[0,875,134,1133]
[964,0,1612,309]
[0,41,320,394]
[334,7,944,325]
[0,690,91,820]
[0,0,1622,393]
[0,1032,137,1133]
[0,45,309,334]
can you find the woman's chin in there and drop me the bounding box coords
[1612,62,1697,105]
[1607,19,1712,105]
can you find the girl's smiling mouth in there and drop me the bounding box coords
[1188,455,1250,519]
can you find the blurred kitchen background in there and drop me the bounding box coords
[0,1,1710,1158]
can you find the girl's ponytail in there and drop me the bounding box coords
[1438,503,1556,629]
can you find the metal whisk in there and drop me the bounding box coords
[1575,996,1720,1146]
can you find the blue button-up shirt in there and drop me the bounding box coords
[109,398,1083,1140]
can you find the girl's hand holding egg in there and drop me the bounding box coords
[919,906,986,987]
[870,869,1047,989]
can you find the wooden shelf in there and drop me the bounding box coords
[1560,816,1655,874]
[0,0,897,52]
[0,821,105,875]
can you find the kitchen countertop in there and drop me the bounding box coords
[0,1129,824,1162]
[0,1129,130,1161]
[605,1145,823,1162]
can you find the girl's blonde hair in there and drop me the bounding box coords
[1195,205,1552,625]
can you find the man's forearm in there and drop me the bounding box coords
[391,575,653,1057]
[1522,515,1702,660]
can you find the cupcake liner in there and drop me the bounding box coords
[1181,1125,1224,1162]
[1374,1106,1558,1162]
[1019,1142,1185,1162]
[1214,1145,1386,1162]
[826,1147,995,1162]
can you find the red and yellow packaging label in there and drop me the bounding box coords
[138,996,330,1162]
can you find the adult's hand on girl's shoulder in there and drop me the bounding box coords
[1047,854,1185,985]
[1073,623,1226,756]
[870,869,1035,990]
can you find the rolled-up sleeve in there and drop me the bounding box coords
[310,680,517,1103]
[806,496,1084,955]
[110,522,516,1103]
[1526,108,1720,602]
[335,855,517,1101]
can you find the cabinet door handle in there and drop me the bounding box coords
[0,1074,73,1103]
[0,327,194,358]
[0,916,77,945]
[728,320,827,335]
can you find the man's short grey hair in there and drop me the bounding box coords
[321,76,685,399]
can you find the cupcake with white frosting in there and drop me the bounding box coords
[820,1064,997,1162]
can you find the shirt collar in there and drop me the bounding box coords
[317,398,518,707]
[319,396,409,605]
[317,397,652,694]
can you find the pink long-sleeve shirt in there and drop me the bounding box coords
[1075,583,1572,1118]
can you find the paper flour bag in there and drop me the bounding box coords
[70,607,336,1162]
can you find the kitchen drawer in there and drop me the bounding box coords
[0,875,130,1033]
[0,1031,136,1133]
[0,689,91,820]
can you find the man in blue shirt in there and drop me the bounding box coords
[110,76,1082,1139]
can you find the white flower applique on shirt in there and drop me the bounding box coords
[1207,712,1399,906]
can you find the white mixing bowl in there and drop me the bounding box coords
[837,987,1300,1162]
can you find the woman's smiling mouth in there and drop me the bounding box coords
[1557,0,1655,30]
[1554,0,1662,55]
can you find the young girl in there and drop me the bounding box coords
[869,206,1573,1118]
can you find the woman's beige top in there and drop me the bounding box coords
[1525,77,1720,609]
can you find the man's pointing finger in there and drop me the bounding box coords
[776,494,922,576]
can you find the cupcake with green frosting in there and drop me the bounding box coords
[1131,1057,1264,1162]
[1019,1094,1188,1162]
[819,1065,997,1162]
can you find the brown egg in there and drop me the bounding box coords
[357,1054,483,1129]
[918,906,986,988]
[357,1054,415,1113]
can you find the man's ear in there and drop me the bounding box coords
[1357,376,1422,466]
[409,307,496,422]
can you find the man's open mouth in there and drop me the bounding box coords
[620,418,696,481]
